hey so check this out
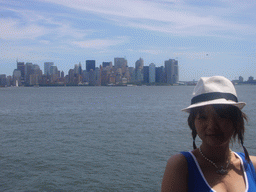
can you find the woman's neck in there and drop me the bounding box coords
[199,144,231,164]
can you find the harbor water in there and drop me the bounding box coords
[1,85,256,191]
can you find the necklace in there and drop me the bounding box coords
[199,147,231,175]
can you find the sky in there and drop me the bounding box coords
[0,0,256,81]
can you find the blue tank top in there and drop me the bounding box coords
[181,151,256,192]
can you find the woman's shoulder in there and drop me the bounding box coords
[166,152,188,166]
[161,153,188,192]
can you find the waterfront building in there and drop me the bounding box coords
[0,74,7,87]
[74,63,82,75]
[165,59,179,84]
[44,62,54,75]
[6,76,12,87]
[101,64,113,85]
[89,69,96,86]
[135,58,144,82]
[95,67,101,86]
[103,62,112,68]
[13,69,21,86]
[17,62,25,81]
[248,76,254,82]
[61,71,65,78]
[68,69,75,84]
[50,66,58,75]
[25,63,33,85]
[114,58,127,73]
[155,66,165,83]
[86,60,96,72]
[149,63,156,83]
[143,66,149,83]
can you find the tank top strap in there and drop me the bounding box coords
[236,152,256,191]
[180,151,213,192]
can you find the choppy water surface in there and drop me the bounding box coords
[1,85,256,191]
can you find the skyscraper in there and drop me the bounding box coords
[165,59,179,84]
[155,66,165,83]
[86,60,96,72]
[44,62,54,75]
[135,58,144,82]
[25,63,33,84]
[149,63,156,83]
[17,62,25,81]
[143,66,149,83]
[114,58,127,69]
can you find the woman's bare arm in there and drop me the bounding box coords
[161,154,188,192]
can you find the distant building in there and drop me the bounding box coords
[74,63,82,75]
[239,76,244,82]
[86,60,96,72]
[44,62,54,75]
[248,76,254,82]
[135,58,144,82]
[165,59,179,84]
[114,58,127,71]
[143,66,149,83]
[17,62,25,81]
[149,63,156,83]
[25,63,33,84]
[102,62,112,68]
[0,74,7,87]
[13,69,22,86]
[155,66,165,83]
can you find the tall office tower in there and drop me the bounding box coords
[0,74,7,87]
[95,67,101,86]
[173,59,179,84]
[135,58,144,70]
[25,63,33,84]
[165,59,179,84]
[44,62,54,75]
[239,76,243,82]
[61,71,65,78]
[74,64,79,74]
[50,66,58,75]
[13,69,21,86]
[74,63,82,75]
[103,62,112,68]
[86,60,96,72]
[155,66,165,83]
[68,69,75,84]
[143,66,149,83]
[149,63,156,83]
[17,62,25,81]
[114,58,127,69]
[78,63,82,75]
[135,58,144,82]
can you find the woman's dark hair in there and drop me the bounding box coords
[188,104,250,161]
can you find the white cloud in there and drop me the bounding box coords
[72,38,127,49]
[41,0,256,36]
[0,8,88,40]
[0,18,47,40]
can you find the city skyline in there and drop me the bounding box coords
[1,0,256,81]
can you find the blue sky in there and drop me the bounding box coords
[0,0,255,81]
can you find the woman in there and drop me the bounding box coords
[161,76,256,192]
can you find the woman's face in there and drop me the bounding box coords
[194,105,234,147]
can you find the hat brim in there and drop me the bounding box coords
[182,98,246,113]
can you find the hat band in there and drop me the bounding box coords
[191,92,238,105]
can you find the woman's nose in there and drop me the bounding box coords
[207,114,219,128]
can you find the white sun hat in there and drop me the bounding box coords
[182,76,246,113]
